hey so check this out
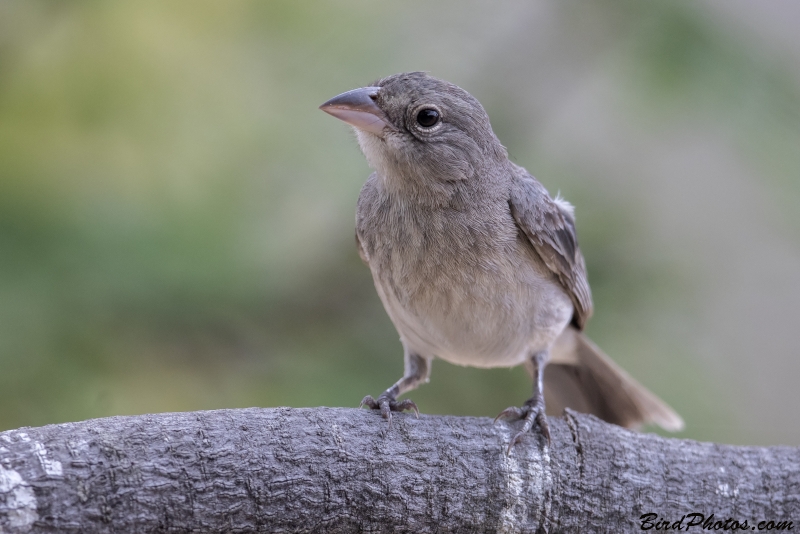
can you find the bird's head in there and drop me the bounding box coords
[320,72,507,189]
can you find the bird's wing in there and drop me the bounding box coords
[354,172,380,266]
[508,170,593,329]
[355,231,369,265]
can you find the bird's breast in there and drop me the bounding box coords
[363,201,572,367]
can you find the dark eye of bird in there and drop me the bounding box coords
[416,108,440,128]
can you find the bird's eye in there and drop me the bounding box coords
[416,108,440,128]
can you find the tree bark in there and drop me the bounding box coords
[0,407,797,533]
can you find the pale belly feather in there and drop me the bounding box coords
[370,229,574,369]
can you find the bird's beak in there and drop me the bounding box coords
[319,87,390,137]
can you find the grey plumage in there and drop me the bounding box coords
[320,72,683,445]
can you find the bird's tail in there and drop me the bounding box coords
[545,326,684,432]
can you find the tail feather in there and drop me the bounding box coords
[545,327,684,432]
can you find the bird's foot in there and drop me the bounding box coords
[494,393,550,454]
[360,394,419,427]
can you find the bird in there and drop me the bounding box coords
[319,72,683,452]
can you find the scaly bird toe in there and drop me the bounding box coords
[360,394,419,427]
[495,394,550,454]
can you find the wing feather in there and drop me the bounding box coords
[508,171,593,329]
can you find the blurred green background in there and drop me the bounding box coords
[1,0,799,445]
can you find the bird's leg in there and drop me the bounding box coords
[495,350,550,454]
[360,351,430,426]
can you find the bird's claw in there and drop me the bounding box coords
[494,394,550,454]
[493,406,524,423]
[360,394,419,427]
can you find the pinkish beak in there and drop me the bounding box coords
[320,86,390,137]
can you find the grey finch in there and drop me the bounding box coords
[320,72,683,452]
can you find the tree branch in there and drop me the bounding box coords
[0,407,797,533]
